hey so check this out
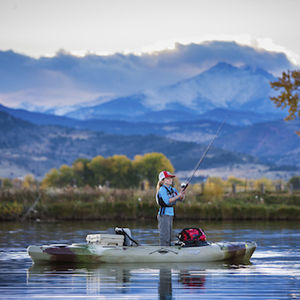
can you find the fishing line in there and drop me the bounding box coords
[182,119,226,190]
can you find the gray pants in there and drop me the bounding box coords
[157,215,173,246]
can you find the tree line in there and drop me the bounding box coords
[41,152,174,189]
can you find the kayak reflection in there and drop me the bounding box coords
[27,261,252,298]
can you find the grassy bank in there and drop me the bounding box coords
[0,187,300,221]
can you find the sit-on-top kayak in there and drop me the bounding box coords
[27,229,256,264]
[28,241,256,264]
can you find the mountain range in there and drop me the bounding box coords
[0,51,299,181]
[0,103,299,180]
[0,110,261,179]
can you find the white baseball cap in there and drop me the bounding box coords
[158,171,176,181]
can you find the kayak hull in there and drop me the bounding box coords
[27,241,256,264]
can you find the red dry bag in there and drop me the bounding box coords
[178,228,207,247]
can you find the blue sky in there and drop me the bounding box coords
[0,0,299,65]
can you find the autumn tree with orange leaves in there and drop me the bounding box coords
[270,70,300,136]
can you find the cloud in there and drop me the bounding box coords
[0,87,103,113]
[0,41,295,109]
[145,41,293,74]
[41,41,294,91]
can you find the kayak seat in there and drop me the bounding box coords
[115,227,139,246]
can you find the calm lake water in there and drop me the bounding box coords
[0,220,299,299]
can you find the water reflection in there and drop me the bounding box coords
[1,220,300,299]
[159,268,172,299]
[27,261,250,299]
[178,269,206,289]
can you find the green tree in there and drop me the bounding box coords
[270,70,300,136]
[108,155,139,188]
[288,176,300,187]
[42,165,75,188]
[23,174,37,190]
[42,153,175,189]
[58,165,75,187]
[2,178,13,189]
[42,168,60,188]
[133,152,174,187]
[87,155,111,187]
[72,158,93,187]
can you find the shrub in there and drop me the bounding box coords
[289,176,300,188]
[0,201,23,220]
[203,182,224,202]
[254,177,273,192]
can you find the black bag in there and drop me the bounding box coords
[178,227,208,247]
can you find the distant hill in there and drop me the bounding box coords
[0,103,77,126]
[0,111,259,179]
[215,120,300,167]
[197,108,284,126]
[1,104,299,168]
[0,102,238,138]
[66,94,149,120]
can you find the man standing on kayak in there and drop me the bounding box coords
[156,171,186,246]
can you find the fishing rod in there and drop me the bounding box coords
[181,119,226,191]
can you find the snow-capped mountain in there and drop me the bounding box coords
[66,62,279,121]
[146,62,277,110]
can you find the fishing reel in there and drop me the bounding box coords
[181,183,187,189]
[179,183,188,202]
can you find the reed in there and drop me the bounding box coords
[0,187,299,221]
[0,201,23,220]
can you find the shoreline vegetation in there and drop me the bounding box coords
[1,185,299,221]
[1,153,299,221]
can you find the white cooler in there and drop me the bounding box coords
[86,234,124,246]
